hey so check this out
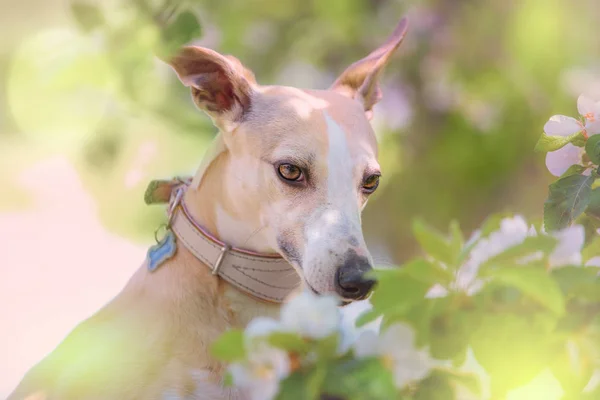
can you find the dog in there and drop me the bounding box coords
[8,16,409,400]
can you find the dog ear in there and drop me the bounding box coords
[330,17,408,120]
[167,47,256,130]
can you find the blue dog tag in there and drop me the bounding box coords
[147,230,177,272]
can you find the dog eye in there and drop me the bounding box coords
[362,174,380,193]
[277,163,304,182]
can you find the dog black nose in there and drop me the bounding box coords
[334,255,376,300]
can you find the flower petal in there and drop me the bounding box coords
[585,120,600,135]
[425,284,449,298]
[544,115,583,136]
[585,256,600,267]
[577,94,598,117]
[549,225,585,269]
[280,291,341,339]
[545,144,583,177]
[353,330,380,358]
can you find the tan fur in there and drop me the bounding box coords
[9,17,408,400]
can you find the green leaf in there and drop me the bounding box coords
[585,187,600,220]
[401,259,453,287]
[492,267,565,314]
[367,269,431,320]
[210,329,246,362]
[534,131,583,153]
[429,309,478,361]
[430,368,482,397]
[276,370,313,400]
[413,369,455,400]
[481,235,557,268]
[70,1,104,32]
[582,235,600,260]
[544,174,595,231]
[449,220,464,257]
[412,219,457,265]
[552,266,600,301]
[356,309,382,327]
[268,332,309,353]
[560,164,587,179]
[321,358,397,400]
[585,134,600,164]
[314,333,340,360]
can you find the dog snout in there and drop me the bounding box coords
[334,254,376,300]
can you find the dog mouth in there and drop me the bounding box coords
[305,281,352,307]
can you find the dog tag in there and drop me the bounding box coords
[146,229,177,272]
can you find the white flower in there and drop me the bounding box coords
[280,290,341,339]
[544,95,600,177]
[544,114,585,137]
[585,256,600,267]
[229,344,291,400]
[454,215,533,295]
[577,94,600,134]
[548,225,585,269]
[427,216,588,297]
[354,323,431,388]
[545,143,584,177]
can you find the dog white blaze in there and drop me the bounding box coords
[302,113,365,292]
[325,113,355,211]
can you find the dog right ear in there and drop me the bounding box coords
[166,47,256,131]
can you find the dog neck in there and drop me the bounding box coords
[150,145,284,328]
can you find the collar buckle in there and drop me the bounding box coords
[212,244,231,275]
[167,187,184,228]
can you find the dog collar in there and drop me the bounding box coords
[145,181,301,303]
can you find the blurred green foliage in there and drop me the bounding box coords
[1,0,600,261]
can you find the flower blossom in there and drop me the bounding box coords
[280,290,341,339]
[229,344,291,400]
[427,216,587,298]
[354,323,432,388]
[545,95,600,177]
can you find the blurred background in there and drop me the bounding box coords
[1,0,599,396]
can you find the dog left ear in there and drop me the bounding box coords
[167,46,256,130]
[330,17,409,120]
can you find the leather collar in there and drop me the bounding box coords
[157,183,301,303]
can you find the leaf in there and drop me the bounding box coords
[585,134,600,164]
[314,333,340,360]
[560,164,587,179]
[321,358,397,400]
[585,187,600,220]
[401,259,453,287]
[268,332,309,353]
[70,1,104,32]
[492,267,565,314]
[367,269,431,319]
[552,266,600,302]
[210,329,246,362]
[430,368,482,397]
[276,371,313,400]
[544,174,594,231]
[412,369,455,400]
[582,234,600,260]
[449,220,464,257]
[534,131,583,153]
[429,309,478,361]
[412,219,457,265]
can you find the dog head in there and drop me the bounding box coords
[167,18,408,302]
